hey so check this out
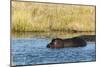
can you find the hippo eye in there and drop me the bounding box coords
[50,43,53,45]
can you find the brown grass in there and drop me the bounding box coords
[12,1,96,32]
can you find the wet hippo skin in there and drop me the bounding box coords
[79,35,96,42]
[47,37,87,48]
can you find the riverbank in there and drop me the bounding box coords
[12,31,95,39]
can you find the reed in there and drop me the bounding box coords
[12,1,95,32]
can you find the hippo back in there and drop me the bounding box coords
[72,37,87,47]
[63,37,87,47]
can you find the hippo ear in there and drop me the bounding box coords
[52,39,56,42]
[52,38,62,42]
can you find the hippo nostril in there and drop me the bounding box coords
[47,44,50,48]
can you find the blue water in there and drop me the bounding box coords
[11,38,96,66]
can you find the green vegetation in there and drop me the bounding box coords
[12,1,95,32]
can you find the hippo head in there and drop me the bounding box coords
[47,38,64,48]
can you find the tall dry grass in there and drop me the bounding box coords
[12,1,95,32]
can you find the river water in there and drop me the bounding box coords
[11,37,96,66]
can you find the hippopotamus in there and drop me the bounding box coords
[47,37,87,48]
[79,35,96,42]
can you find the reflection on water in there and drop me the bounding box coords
[12,32,95,38]
[11,32,96,66]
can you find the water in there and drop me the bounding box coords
[11,38,96,66]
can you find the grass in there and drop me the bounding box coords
[12,1,96,32]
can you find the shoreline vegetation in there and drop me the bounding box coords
[12,31,95,38]
[12,1,95,32]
